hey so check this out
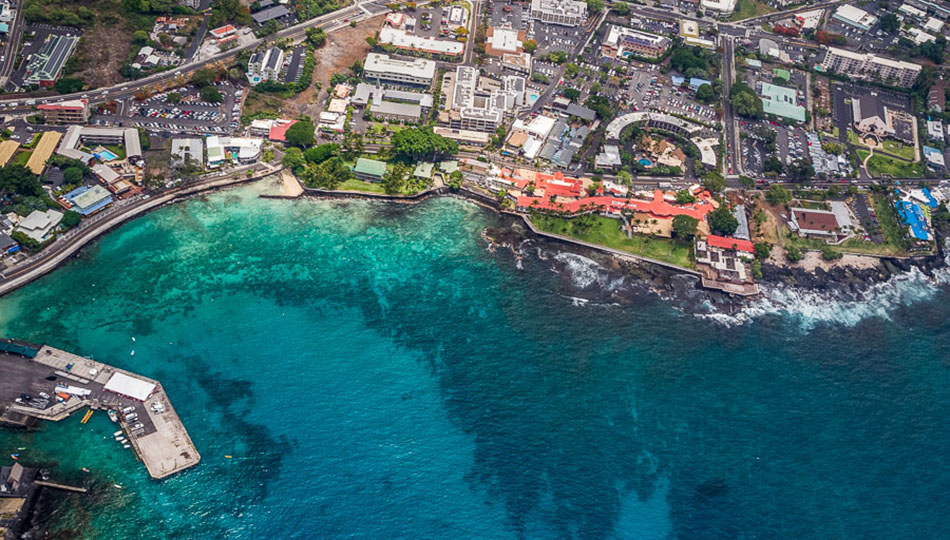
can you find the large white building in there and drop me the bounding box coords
[363,53,436,86]
[832,4,878,31]
[247,47,284,86]
[530,0,587,26]
[700,0,738,18]
[206,136,263,168]
[819,47,922,88]
[601,25,670,60]
[438,67,525,133]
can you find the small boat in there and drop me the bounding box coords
[113,484,123,489]
[81,467,90,473]
[10,454,18,460]
[224,455,232,459]
[130,350,135,356]
[117,437,127,443]
[108,409,118,423]
[122,444,130,449]
[113,430,123,437]
[131,337,136,342]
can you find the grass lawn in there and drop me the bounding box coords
[334,178,387,193]
[11,151,31,166]
[728,0,775,20]
[847,130,870,147]
[866,154,923,178]
[881,139,915,160]
[104,144,126,160]
[857,149,870,162]
[530,214,695,269]
[798,200,830,211]
[870,192,909,249]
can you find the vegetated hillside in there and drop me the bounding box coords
[21,0,186,87]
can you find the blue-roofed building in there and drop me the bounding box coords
[896,200,932,241]
[671,75,686,87]
[689,78,711,90]
[63,185,113,216]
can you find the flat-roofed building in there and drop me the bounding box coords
[171,138,204,168]
[601,25,670,60]
[832,4,878,30]
[906,0,950,20]
[37,98,89,124]
[438,66,515,133]
[205,136,263,168]
[486,27,524,56]
[251,5,292,25]
[24,34,79,87]
[530,0,587,26]
[818,47,922,88]
[760,82,805,122]
[852,94,894,136]
[700,0,738,18]
[377,27,465,57]
[364,53,436,86]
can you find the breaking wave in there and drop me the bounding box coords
[553,252,626,292]
[699,243,950,331]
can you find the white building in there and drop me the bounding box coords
[701,0,738,18]
[15,209,63,242]
[832,4,878,31]
[206,136,263,168]
[377,26,465,57]
[438,67,525,133]
[247,47,284,86]
[363,52,436,86]
[530,0,587,26]
[171,138,204,167]
[819,47,922,88]
[927,119,944,142]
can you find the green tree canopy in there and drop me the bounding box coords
[765,184,791,205]
[707,205,739,235]
[282,146,306,172]
[304,143,340,164]
[285,119,316,148]
[701,170,726,193]
[391,127,458,161]
[63,166,83,184]
[199,86,223,103]
[672,214,699,240]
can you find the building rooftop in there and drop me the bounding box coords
[251,5,291,24]
[364,52,437,81]
[353,157,387,178]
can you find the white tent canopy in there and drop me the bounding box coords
[104,372,156,401]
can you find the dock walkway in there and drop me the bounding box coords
[1,343,200,480]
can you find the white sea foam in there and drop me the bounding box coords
[553,252,625,291]
[701,245,950,330]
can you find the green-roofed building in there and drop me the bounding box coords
[760,82,806,123]
[413,162,434,180]
[439,160,459,174]
[746,58,762,69]
[772,68,791,82]
[353,157,387,182]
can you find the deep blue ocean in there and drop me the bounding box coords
[1,185,950,539]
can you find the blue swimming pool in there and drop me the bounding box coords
[528,93,539,105]
[96,149,119,161]
[638,158,652,167]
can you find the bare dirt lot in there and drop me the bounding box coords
[309,15,386,102]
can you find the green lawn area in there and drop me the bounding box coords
[870,192,909,249]
[729,0,775,21]
[104,144,127,160]
[797,200,830,211]
[530,214,695,269]
[856,149,870,162]
[881,140,915,160]
[866,154,923,178]
[11,151,31,166]
[847,130,870,147]
[334,178,387,193]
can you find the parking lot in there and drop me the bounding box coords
[533,21,586,56]
[91,83,243,135]
[491,2,525,30]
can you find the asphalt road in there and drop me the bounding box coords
[0,1,374,111]
[0,1,25,87]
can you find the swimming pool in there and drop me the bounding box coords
[528,93,539,105]
[638,158,653,167]
[95,149,119,161]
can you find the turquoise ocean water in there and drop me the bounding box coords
[1,186,950,539]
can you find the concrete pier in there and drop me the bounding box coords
[0,341,200,480]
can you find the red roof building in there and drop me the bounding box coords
[517,190,717,221]
[37,98,89,124]
[706,234,755,253]
[268,120,298,142]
